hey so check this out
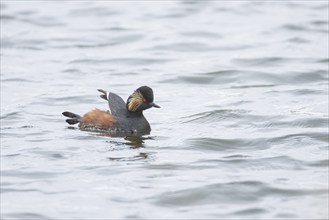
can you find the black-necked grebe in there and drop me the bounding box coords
[62,86,160,134]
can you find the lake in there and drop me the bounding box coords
[1,1,328,219]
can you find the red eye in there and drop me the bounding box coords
[143,99,147,103]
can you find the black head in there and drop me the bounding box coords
[127,86,160,113]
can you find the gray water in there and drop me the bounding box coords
[1,1,328,219]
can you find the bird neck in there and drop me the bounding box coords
[126,109,144,117]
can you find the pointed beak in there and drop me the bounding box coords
[150,102,160,108]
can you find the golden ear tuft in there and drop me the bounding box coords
[128,99,141,112]
[128,91,143,112]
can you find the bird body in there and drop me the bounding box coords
[62,86,159,134]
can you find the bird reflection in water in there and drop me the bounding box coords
[97,132,151,148]
[95,133,154,162]
[107,152,149,162]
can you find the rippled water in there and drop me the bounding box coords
[1,1,328,219]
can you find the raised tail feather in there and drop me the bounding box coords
[98,89,108,101]
[62,111,81,125]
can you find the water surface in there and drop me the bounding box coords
[1,1,328,219]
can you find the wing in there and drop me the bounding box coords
[98,89,127,117]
